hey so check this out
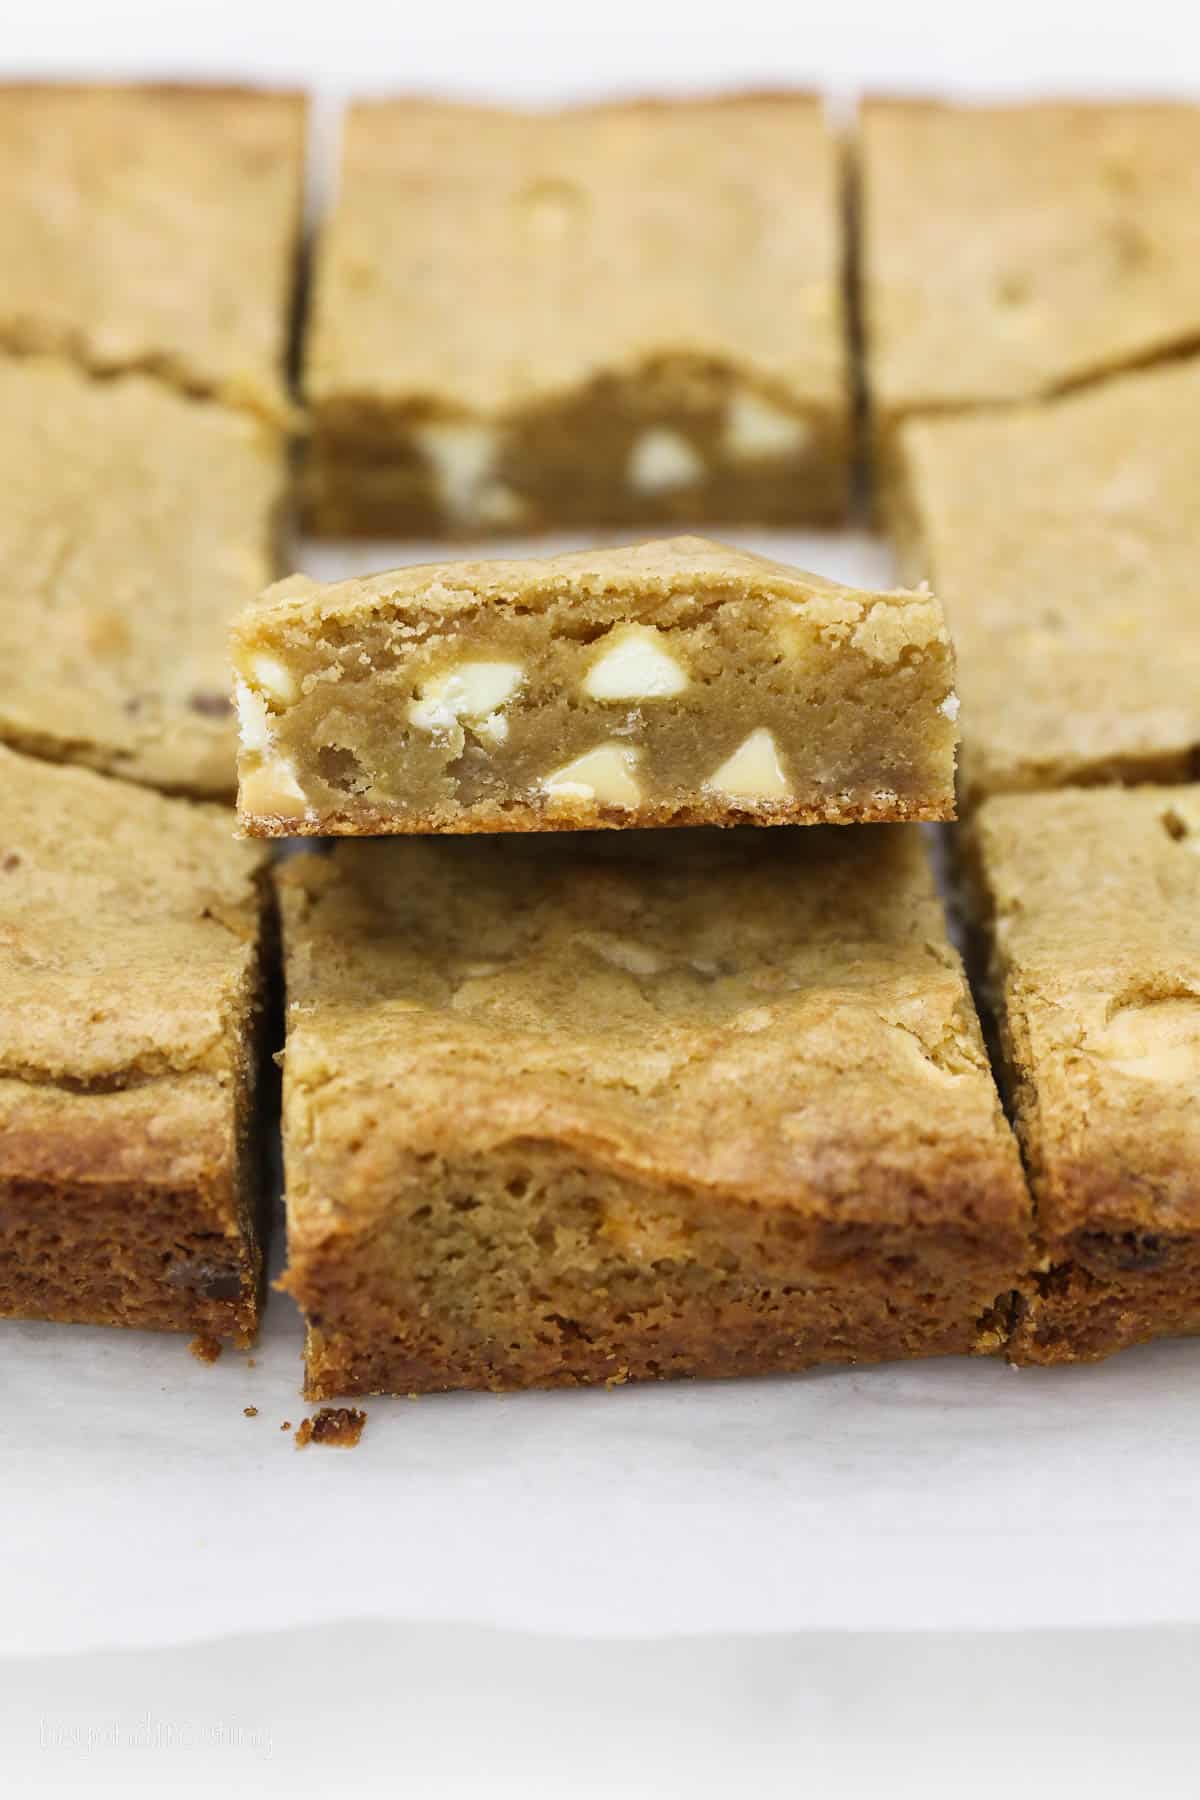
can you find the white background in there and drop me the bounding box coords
[5,2,1200,1792]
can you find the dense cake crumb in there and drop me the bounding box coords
[294,1407,367,1449]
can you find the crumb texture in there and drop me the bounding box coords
[0,83,306,419]
[234,536,956,834]
[277,827,1029,1396]
[895,359,1200,805]
[295,1407,367,1448]
[966,785,1200,1363]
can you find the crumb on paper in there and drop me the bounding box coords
[294,1406,367,1450]
[247,1357,257,1368]
[243,1406,258,1418]
[280,1420,292,1432]
[189,1335,221,1365]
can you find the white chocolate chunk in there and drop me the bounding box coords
[414,420,501,524]
[239,756,309,821]
[627,428,704,494]
[475,481,528,528]
[475,712,509,746]
[705,729,791,802]
[583,626,689,701]
[234,678,272,754]
[1088,999,1200,1082]
[249,652,298,709]
[410,660,524,735]
[583,934,664,976]
[543,744,642,807]
[724,389,813,460]
[940,692,960,720]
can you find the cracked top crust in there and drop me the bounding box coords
[277,827,1027,1236]
[894,359,1200,804]
[861,97,1200,426]
[0,83,306,421]
[307,94,845,417]
[966,785,1200,1239]
[0,747,267,1092]
[0,355,286,797]
[248,534,941,636]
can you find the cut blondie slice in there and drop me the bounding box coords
[963,786,1200,1364]
[277,828,1030,1398]
[0,355,287,797]
[0,82,306,422]
[860,98,1200,465]
[233,537,957,835]
[303,94,850,535]
[0,748,272,1345]
[892,359,1200,807]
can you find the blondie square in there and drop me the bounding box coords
[0,748,272,1345]
[0,82,306,422]
[860,98,1200,457]
[234,537,957,835]
[892,359,1200,808]
[964,786,1200,1363]
[0,355,287,797]
[303,94,850,536]
[277,828,1029,1398]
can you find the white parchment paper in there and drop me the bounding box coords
[7,530,1200,1659]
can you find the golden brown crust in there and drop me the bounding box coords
[963,785,1200,1364]
[0,356,287,799]
[0,749,273,1342]
[0,82,307,422]
[277,828,1029,1395]
[860,96,1200,431]
[893,359,1200,807]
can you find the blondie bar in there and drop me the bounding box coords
[277,828,1029,1398]
[0,749,272,1345]
[0,356,286,797]
[234,537,957,835]
[892,359,1200,807]
[860,98,1200,462]
[0,82,306,422]
[303,94,850,535]
[964,787,1200,1363]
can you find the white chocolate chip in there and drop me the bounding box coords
[249,653,298,709]
[627,428,704,495]
[475,482,528,528]
[234,678,272,754]
[239,756,309,821]
[475,712,509,746]
[543,744,642,807]
[705,729,791,802]
[581,934,664,976]
[724,389,813,461]
[940,692,960,720]
[583,626,689,701]
[1088,1000,1200,1082]
[410,660,524,735]
[414,420,502,525]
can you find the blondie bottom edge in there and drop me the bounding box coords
[962,786,1200,1365]
[277,829,1029,1397]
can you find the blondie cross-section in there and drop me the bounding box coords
[277,828,1029,1398]
[0,82,306,422]
[964,786,1200,1363]
[303,94,850,535]
[233,537,957,835]
[892,359,1200,807]
[0,356,287,797]
[0,749,272,1345]
[860,98,1200,469]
